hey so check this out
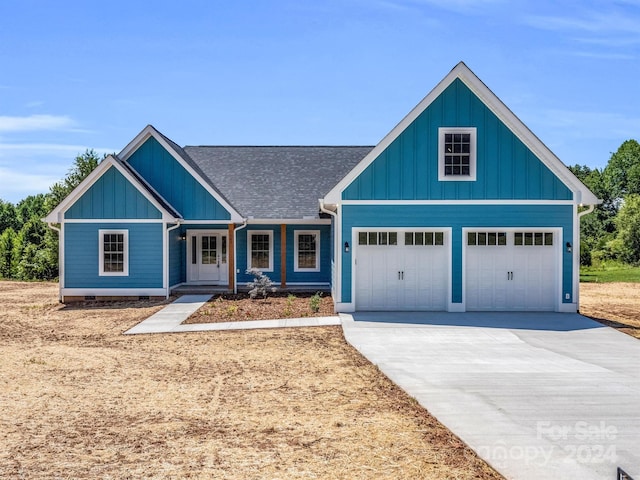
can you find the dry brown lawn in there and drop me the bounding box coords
[579,282,640,339]
[1,281,503,480]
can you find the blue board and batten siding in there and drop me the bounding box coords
[343,79,573,202]
[126,137,231,221]
[65,166,162,220]
[65,223,163,288]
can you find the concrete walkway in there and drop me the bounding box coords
[341,312,640,480]
[124,294,340,335]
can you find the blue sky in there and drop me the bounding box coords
[0,0,639,204]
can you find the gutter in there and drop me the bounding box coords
[233,220,248,294]
[319,199,339,303]
[577,204,596,218]
[46,222,63,302]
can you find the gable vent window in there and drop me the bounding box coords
[99,229,129,276]
[438,127,477,181]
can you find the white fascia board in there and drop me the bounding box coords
[324,62,601,207]
[119,125,244,222]
[341,199,575,206]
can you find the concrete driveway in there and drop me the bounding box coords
[341,312,640,480]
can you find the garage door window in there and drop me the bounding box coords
[405,231,444,246]
[358,231,398,246]
[467,231,507,246]
[514,232,553,246]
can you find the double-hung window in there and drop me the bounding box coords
[248,231,273,272]
[99,229,129,276]
[438,127,477,181]
[294,230,320,272]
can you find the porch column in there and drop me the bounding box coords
[281,224,287,288]
[228,224,235,292]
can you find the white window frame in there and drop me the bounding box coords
[294,230,320,272]
[438,127,477,181]
[247,230,274,272]
[98,229,129,276]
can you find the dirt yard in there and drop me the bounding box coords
[579,282,640,339]
[0,281,503,480]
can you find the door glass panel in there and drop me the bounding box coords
[359,232,367,245]
[368,232,377,245]
[425,232,434,245]
[379,232,388,245]
[389,232,398,245]
[221,236,227,263]
[525,233,533,245]
[405,232,413,246]
[435,232,444,245]
[202,236,217,264]
[191,236,197,264]
[515,232,523,246]
[545,233,553,246]
[415,232,424,245]
[468,232,476,246]
[498,233,507,245]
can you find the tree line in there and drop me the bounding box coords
[0,141,639,282]
[0,150,103,281]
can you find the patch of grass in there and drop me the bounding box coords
[580,262,640,283]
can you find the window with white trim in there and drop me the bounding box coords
[438,127,477,181]
[99,229,129,276]
[294,230,320,272]
[248,230,273,272]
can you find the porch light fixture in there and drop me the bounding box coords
[179,233,186,241]
[566,242,572,253]
[344,241,350,253]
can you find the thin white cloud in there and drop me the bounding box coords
[0,114,75,133]
[0,167,59,202]
[0,143,114,155]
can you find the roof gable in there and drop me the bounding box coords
[324,62,600,206]
[44,155,179,223]
[120,126,242,222]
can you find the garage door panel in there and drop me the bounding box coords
[355,231,448,311]
[466,230,558,312]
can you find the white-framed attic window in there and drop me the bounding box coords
[438,127,477,181]
[99,229,129,276]
[247,230,274,272]
[294,230,320,272]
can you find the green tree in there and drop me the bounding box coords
[603,140,640,201]
[0,199,18,233]
[613,194,640,265]
[15,194,48,227]
[47,149,103,211]
[0,227,16,278]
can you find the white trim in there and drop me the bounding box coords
[351,227,452,312]
[98,229,129,276]
[247,230,274,272]
[61,288,166,297]
[63,218,165,224]
[461,227,563,312]
[438,127,477,181]
[185,229,229,284]
[323,62,600,206]
[341,199,576,206]
[179,220,235,225]
[559,302,578,313]
[43,155,179,223]
[335,302,355,313]
[118,125,244,223]
[294,230,321,272]
[247,218,332,225]
[165,222,181,299]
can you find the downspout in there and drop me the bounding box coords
[319,199,339,305]
[233,219,248,294]
[47,222,62,303]
[166,221,182,299]
[574,203,597,311]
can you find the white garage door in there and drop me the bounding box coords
[355,230,449,311]
[466,230,558,311]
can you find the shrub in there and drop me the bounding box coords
[310,292,322,313]
[246,268,276,299]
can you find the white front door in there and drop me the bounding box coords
[355,230,449,311]
[465,230,559,311]
[187,231,228,284]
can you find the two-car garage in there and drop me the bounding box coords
[353,228,561,312]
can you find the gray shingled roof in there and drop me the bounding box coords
[183,146,373,219]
